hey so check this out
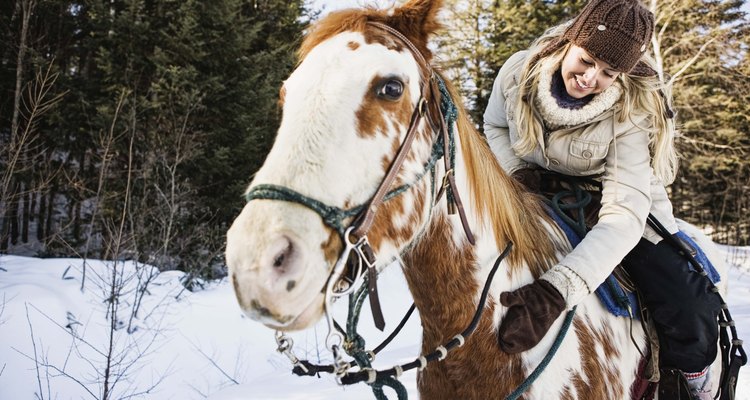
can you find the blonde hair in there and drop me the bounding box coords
[513,24,679,184]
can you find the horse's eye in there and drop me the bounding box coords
[377,79,404,100]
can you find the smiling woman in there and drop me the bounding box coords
[482,0,735,397]
[559,45,620,98]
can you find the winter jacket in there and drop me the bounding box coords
[483,50,679,308]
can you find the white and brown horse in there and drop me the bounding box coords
[225,0,725,398]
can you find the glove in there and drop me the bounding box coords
[510,167,541,193]
[497,280,566,354]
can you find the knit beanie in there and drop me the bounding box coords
[535,0,655,75]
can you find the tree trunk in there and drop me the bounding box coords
[9,181,20,246]
[11,0,34,150]
[21,181,29,243]
[37,189,46,241]
[44,185,54,249]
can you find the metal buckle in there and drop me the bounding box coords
[275,331,308,373]
[418,97,428,117]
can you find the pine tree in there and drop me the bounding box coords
[651,0,750,244]
[0,0,310,278]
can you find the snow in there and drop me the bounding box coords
[0,247,748,399]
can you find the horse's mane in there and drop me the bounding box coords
[441,77,567,277]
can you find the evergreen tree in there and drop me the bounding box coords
[0,0,309,278]
[650,0,750,244]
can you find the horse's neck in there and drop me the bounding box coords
[401,212,484,336]
[400,211,521,343]
[400,211,529,397]
[400,132,530,337]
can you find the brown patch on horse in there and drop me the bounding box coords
[561,385,575,400]
[444,74,567,278]
[401,214,526,399]
[355,75,413,138]
[592,322,621,360]
[347,41,360,50]
[297,0,444,63]
[572,318,624,397]
[321,229,342,265]
[363,28,405,52]
[367,180,427,253]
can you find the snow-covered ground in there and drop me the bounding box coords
[1,246,748,399]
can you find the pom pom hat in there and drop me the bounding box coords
[536,0,655,75]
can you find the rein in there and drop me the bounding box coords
[288,242,514,399]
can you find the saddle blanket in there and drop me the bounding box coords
[545,206,721,318]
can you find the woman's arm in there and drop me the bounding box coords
[483,51,532,174]
[541,118,654,308]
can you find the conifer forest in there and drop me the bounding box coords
[1,0,748,280]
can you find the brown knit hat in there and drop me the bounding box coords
[536,0,655,75]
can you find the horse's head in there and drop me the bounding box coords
[226,0,447,331]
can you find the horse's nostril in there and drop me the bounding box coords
[267,236,298,275]
[273,242,291,268]
[272,241,293,269]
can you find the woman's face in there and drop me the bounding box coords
[560,45,621,99]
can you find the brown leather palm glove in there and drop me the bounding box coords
[497,280,566,354]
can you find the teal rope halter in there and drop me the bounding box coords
[245,137,444,239]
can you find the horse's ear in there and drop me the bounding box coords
[389,0,444,51]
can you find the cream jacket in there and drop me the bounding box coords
[483,51,679,307]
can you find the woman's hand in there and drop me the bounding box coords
[497,280,566,353]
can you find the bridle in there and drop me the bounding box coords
[246,21,473,328]
[244,21,482,397]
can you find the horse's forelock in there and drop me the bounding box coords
[298,0,444,64]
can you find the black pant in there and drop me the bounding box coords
[622,236,723,373]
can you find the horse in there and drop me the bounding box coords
[225,0,726,398]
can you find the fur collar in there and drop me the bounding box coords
[535,57,622,129]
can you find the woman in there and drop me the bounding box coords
[483,0,722,398]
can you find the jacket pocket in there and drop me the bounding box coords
[568,139,608,172]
